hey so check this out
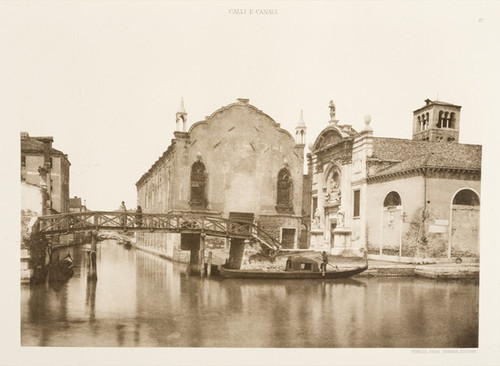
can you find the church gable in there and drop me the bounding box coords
[189,98,295,144]
[314,129,343,150]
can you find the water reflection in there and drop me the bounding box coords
[21,241,478,347]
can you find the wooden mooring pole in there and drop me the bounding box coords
[87,231,98,281]
[206,251,212,278]
[199,233,206,277]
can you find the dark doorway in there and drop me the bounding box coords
[330,222,337,247]
[281,228,296,249]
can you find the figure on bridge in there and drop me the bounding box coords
[119,201,127,227]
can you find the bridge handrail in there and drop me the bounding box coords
[32,211,282,251]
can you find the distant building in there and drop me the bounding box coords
[308,99,481,260]
[20,132,71,214]
[69,196,87,213]
[136,98,308,255]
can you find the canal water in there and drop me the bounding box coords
[21,241,478,348]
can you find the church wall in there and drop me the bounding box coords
[137,153,174,214]
[365,176,424,254]
[425,177,480,219]
[170,136,191,211]
[185,103,303,218]
[257,214,302,249]
[136,99,305,250]
[425,176,480,257]
[365,175,480,258]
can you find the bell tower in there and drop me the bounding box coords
[412,99,461,143]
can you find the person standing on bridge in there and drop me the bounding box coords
[119,201,127,227]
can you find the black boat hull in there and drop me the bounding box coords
[220,263,368,279]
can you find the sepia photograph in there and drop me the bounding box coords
[2,1,500,365]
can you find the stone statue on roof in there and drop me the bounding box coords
[329,100,339,125]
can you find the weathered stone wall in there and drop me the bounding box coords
[426,176,480,257]
[451,206,480,257]
[257,214,301,248]
[366,175,480,258]
[50,155,71,213]
[136,99,306,246]
[136,232,182,261]
[21,182,43,215]
[21,153,70,213]
[22,154,45,186]
[366,176,424,254]
[137,154,173,214]
[300,174,312,248]
[185,100,303,216]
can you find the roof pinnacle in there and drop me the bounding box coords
[178,97,186,113]
[296,109,306,128]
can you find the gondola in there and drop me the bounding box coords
[220,255,368,279]
[48,252,74,282]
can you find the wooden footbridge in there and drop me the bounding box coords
[27,211,283,279]
[29,211,281,250]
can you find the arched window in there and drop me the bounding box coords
[276,168,293,213]
[383,191,401,207]
[453,189,480,206]
[190,161,207,207]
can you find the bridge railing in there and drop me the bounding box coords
[32,211,282,251]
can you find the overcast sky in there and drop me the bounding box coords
[9,1,499,211]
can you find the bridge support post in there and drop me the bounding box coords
[87,231,98,280]
[182,233,200,275]
[199,233,206,277]
[227,238,245,270]
[207,251,212,277]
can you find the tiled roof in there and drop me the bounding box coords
[413,99,461,113]
[21,136,65,155]
[369,137,481,177]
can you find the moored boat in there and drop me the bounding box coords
[220,255,368,279]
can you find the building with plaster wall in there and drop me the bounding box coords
[136,98,308,258]
[21,132,71,214]
[308,99,481,260]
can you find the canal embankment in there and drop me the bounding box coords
[358,260,479,279]
[133,241,480,280]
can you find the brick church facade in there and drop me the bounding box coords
[135,98,308,258]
